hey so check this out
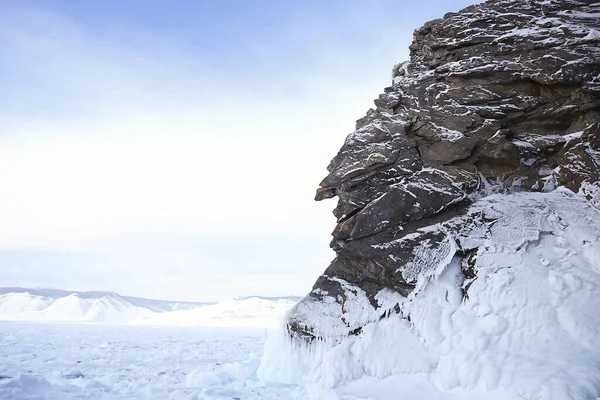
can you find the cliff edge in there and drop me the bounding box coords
[288,0,600,339]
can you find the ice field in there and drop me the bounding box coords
[0,323,293,400]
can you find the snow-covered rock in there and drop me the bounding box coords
[292,0,600,339]
[271,0,600,398]
[261,190,600,399]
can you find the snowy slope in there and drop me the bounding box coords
[0,288,213,312]
[131,297,300,328]
[0,292,55,314]
[0,291,155,323]
[0,289,300,327]
[258,190,600,400]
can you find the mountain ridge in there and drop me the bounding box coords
[0,287,215,311]
[0,287,301,326]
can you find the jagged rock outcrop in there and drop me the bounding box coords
[289,0,600,339]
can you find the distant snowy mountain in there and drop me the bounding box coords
[0,287,214,312]
[131,296,302,327]
[0,288,300,327]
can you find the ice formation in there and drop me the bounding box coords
[260,190,600,399]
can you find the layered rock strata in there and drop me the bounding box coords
[289,0,600,338]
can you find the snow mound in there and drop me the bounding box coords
[258,190,600,399]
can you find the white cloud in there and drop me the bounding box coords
[0,0,455,300]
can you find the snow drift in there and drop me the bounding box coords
[258,190,600,400]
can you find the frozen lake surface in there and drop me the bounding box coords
[0,322,294,400]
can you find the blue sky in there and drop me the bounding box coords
[0,0,477,301]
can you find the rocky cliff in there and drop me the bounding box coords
[289,0,600,339]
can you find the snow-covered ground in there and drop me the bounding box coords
[0,323,295,400]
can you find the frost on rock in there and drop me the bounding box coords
[292,0,600,341]
[280,0,600,397]
[262,191,600,399]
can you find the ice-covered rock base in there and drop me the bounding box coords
[259,190,600,400]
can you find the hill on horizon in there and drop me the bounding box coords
[0,287,301,327]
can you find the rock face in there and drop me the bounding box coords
[289,0,600,338]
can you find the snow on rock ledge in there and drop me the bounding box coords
[292,0,600,339]
[277,1,600,396]
[261,190,600,399]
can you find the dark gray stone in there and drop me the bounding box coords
[290,0,600,339]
